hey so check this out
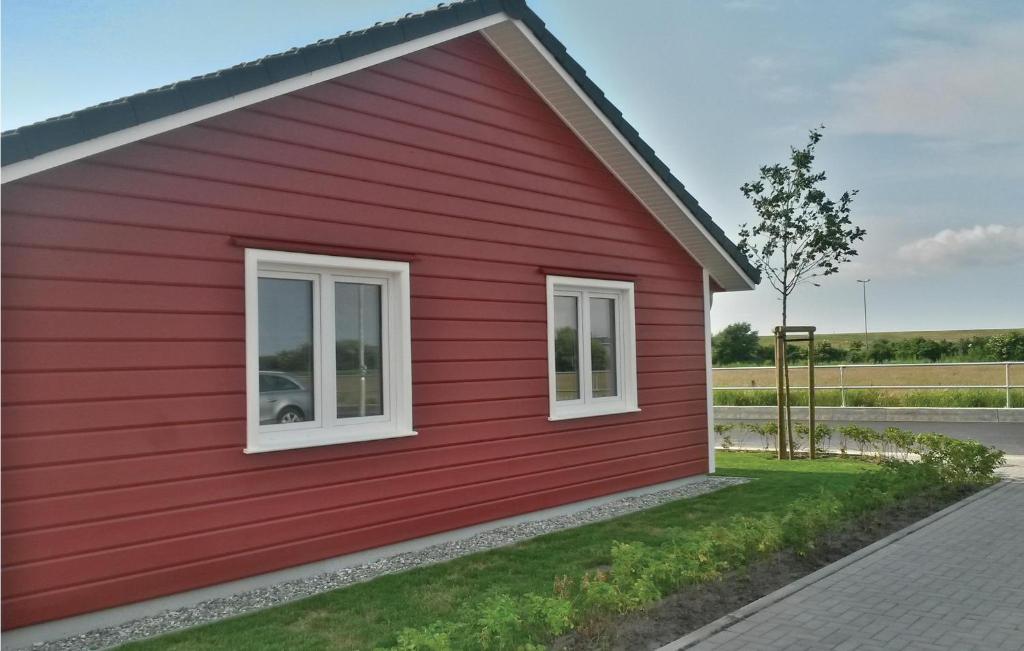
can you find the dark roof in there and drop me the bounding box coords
[0,0,758,283]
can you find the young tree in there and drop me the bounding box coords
[738,126,865,456]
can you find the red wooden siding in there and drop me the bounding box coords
[0,34,709,629]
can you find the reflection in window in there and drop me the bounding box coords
[258,278,315,424]
[336,282,384,418]
[590,297,618,398]
[554,295,580,401]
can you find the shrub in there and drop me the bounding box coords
[743,422,778,452]
[883,427,917,461]
[867,339,897,363]
[813,424,833,456]
[792,423,833,455]
[476,594,525,650]
[522,595,573,640]
[985,331,1024,361]
[816,341,845,363]
[393,622,458,651]
[913,434,1005,487]
[714,423,736,450]
[839,425,879,457]
[780,491,842,556]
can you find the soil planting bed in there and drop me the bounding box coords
[558,488,974,650]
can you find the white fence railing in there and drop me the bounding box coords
[714,361,1023,409]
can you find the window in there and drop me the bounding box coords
[245,249,414,453]
[546,276,638,420]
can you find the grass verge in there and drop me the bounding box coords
[123,435,1001,651]
[121,454,872,651]
[714,387,1024,408]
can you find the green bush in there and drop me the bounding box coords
[393,622,457,651]
[714,423,736,450]
[913,433,1006,487]
[793,423,833,456]
[838,425,880,457]
[742,421,778,452]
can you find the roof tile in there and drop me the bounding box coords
[128,86,186,122]
[302,39,344,70]
[263,49,308,82]
[337,30,375,60]
[221,62,273,96]
[74,100,137,140]
[176,74,231,109]
[453,2,487,22]
[0,132,27,166]
[366,22,404,50]
[18,116,85,158]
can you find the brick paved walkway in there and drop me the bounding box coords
[688,481,1024,651]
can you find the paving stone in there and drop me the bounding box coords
[689,482,1024,651]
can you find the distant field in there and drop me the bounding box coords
[713,362,1024,389]
[756,328,1020,349]
[713,361,1024,408]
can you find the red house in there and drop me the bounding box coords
[0,0,758,637]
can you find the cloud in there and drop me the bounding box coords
[744,55,815,104]
[722,0,777,11]
[896,224,1024,270]
[890,1,974,32]
[830,20,1024,143]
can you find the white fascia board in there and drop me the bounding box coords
[482,20,756,292]
[0,14,509,184]
[703,269,716,473]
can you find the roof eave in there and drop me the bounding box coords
[0,12,509,184]
[0,0,758,290]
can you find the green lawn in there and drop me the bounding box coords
[121,453,875,651]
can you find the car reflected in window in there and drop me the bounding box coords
[258,371,313,424]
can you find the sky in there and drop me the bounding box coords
[3,0,1023,336]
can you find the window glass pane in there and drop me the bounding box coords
[590,297,618,398]
[554,295,580,401]
[258,278,315,425]
[336,282,384,418]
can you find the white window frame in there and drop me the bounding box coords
[546,275,639,421]
[245,248,415,453]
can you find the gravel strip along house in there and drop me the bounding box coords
[0,0,758,637]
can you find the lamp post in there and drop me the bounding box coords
[857,279,870,350]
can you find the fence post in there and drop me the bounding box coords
[775,329,787,460]
[1007,362,1012,409]
[839,365,846,407]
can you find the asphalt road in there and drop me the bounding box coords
[828,420,1024,455]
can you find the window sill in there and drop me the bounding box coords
[244,429,417,454]
[548,406,641,422]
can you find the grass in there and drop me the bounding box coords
[714,388,1024,408]
[755,328,1020,349]
[120,453,875,651]
[714,361,1024,388]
